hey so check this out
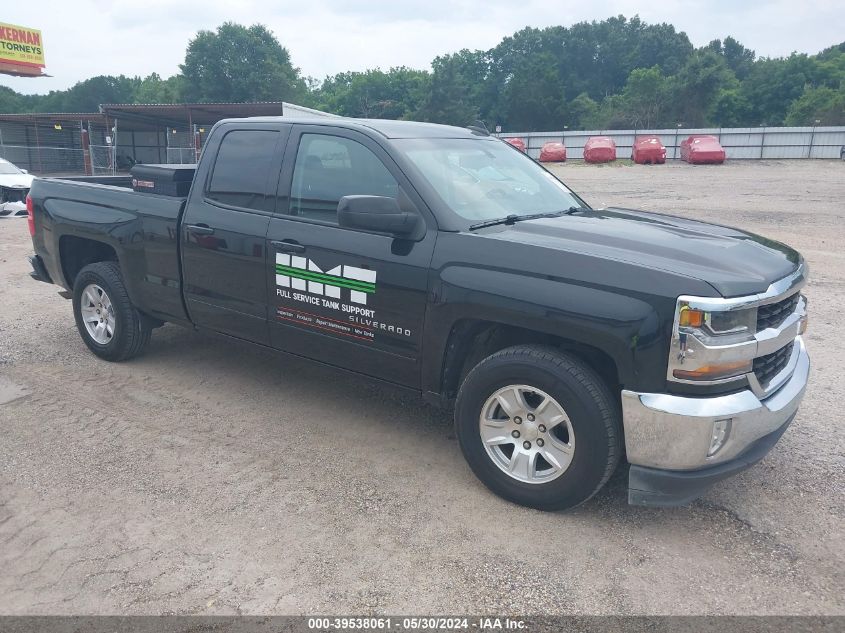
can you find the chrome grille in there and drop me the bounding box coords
[753,343,794,387]
[757,293,799,331]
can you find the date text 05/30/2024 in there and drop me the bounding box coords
[307,617,527,630]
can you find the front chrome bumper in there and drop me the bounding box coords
[621,337,809,471]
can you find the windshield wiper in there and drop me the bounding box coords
[468,207,586,231]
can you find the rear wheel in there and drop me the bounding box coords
[455,345,621,511]
[72,262,151,361]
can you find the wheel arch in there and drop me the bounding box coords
[438,318,623,404]
[59,235,119,289]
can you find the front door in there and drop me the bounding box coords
[265,126,437,388]
[181,124,289,344]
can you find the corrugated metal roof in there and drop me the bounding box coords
[98,101,283,108]
[99,101,284,124]
[0,102,337,131]
[0,112,104,120]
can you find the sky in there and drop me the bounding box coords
[2,0,844,95]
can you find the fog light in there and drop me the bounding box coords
[708,418,732,457]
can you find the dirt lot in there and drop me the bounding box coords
[0,160,843,615]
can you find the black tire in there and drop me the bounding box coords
[72,261,152,362]
[455,345,621,511]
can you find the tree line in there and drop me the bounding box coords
[1,17,843,131]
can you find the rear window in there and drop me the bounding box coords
[207,130,279,211]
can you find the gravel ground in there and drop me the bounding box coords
[0,160,843,616]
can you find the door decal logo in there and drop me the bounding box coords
[275,253,376,305]
[273,252,411,342]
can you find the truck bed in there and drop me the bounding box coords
[28,176,190,323]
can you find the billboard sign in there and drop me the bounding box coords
[0,22,46,76]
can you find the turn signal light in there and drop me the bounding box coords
[26,194,35,237]
[678,306,705,328]
[673,360,752,381]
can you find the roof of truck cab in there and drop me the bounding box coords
[221,117,483,139]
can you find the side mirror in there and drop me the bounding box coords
[337,195,420,237]
[21,169,28,174]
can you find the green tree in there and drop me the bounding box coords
[30,75,139,112]
[567,92,600,129]
[710,88,753,126]
[0,86,23,113]
[707,37,756,79]
[740,54,823,124]
[180,22,307,103]
[671,51,738,126]
[619,66,670,127]
[785,86,845,125]
[0,18,843,133]
[721,36,756,80]
[135,73,182,103]
[498,52,566,130]
[414,54,479,126]
[315,67,429,119]
[437,49,495,124]
[541,16,692,100]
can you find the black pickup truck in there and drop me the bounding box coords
[27,118,810,509]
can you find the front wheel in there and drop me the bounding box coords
[455,345,622,511]
[72,261,152,362]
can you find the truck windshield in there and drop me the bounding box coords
[395,137,585,222]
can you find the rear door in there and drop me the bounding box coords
[181,123,290,344]
[265,125,437,388]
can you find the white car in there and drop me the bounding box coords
[0,158,34,217]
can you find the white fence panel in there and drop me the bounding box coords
[500,126,845,160]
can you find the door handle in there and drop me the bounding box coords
[271,240,306,254]
[186,224,215,236]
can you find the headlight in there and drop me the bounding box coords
[678,305,756,336]
[670,301,757,383]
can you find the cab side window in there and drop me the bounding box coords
[207,130,279,212]
[289,134,399,224]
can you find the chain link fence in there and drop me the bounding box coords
[166,146,197,164]
[0,115,213,175]
[0,119,87,175]
[89,145,115,175]
[0,144,84,174]
[86,121,114,175]
[164,126,199,164]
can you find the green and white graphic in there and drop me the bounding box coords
[276,253,376,305]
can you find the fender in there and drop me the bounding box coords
[421,230,720,398]
[422,267,672,397]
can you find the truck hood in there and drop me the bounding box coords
[479,207,801,297]
[0,173,34,189]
